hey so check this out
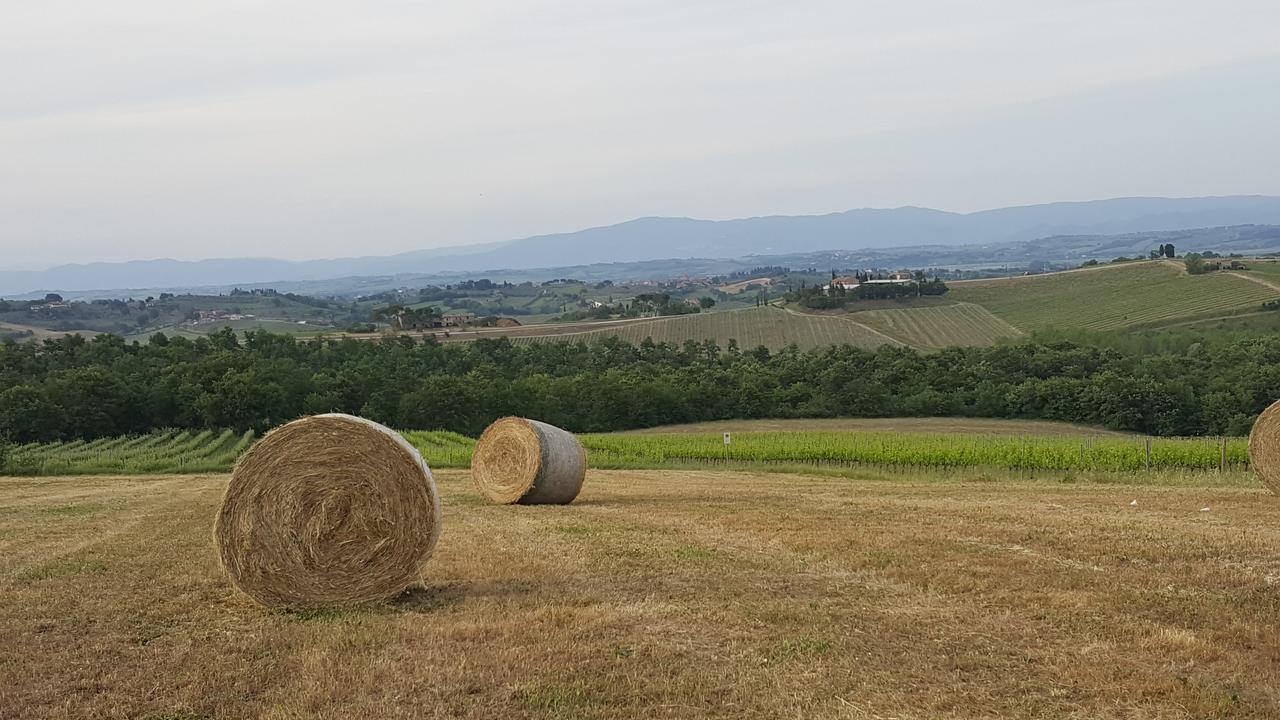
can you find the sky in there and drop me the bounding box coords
[4,1,1280,269]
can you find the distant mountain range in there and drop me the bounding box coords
[6,195,1280,297]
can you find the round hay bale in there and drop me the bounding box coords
[471,417,587,504]
[1248,400,1280,496]
[214,413,442,608]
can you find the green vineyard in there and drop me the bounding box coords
[4,429,255,475]
[0,425,1248,476]
[950,261,1280,332]
[400,430,476,468]
[511,306,899,351]
[851,302,1024,349]
[579,431,1248,473]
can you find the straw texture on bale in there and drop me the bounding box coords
[1248,400,1280,496]
[471,417,587,504]
[214,413,442,608]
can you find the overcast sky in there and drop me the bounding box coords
[4,1,1280,269]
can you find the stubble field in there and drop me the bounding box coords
[2,469,1279,719]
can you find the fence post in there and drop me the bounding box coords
[1144,437,1152,472]
[1220,436,1227,473]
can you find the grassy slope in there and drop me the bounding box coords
[949,260,1280,332]
[2,470,1277,719]
[513,306,900,352]
[850,302,1024,349]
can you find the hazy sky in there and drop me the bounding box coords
[4,1,1280,268]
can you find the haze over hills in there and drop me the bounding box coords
[6,195,1280,297]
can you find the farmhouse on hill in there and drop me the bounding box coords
[825,276,861,291]
[865,272,915,285]
[441,311,475,327]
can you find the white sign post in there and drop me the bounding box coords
[723,432,731,446]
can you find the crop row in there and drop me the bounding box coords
[1,427,1249,476]
[579,431,1248,473]
[5,429,255,475]
[401,430,476,468]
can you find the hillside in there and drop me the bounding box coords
[849,302,1024,349]
[511,306,899,352]
[0,291,360,339]
[435,261,1279,351]
[948,260,1280,332]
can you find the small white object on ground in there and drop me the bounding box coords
[1129,499,1138,507]
[1200,506,1211,512]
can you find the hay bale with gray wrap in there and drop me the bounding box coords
[471,417,587,504]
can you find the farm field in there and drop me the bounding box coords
[1238,260,1280,282]
[619,417,1132,436]
[5,429,255,475]
[2,469,1278,719]
[716,276,772,294]
[0,321,73,341]
[1167,310,1280,334]
[582,430,1248,473]
[950,260,1280,332]
[513,306,899,352]
[849,301,1024,349]
[1,423,1249,476]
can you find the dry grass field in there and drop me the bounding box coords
[2,469,1279,719]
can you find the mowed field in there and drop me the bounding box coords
[2,470,1279,719]
[950,261,1280,332]
[850,302,1024,349]
[513,306,900,351]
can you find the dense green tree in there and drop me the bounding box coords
[3,328,1280,442]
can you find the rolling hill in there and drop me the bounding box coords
[510,306,900,352]
[7,196,1280,296]
[500,260,1280,350]
[948,260,1280,332]
[849,302,1024,349]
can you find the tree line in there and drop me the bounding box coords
[1,328,1277,443]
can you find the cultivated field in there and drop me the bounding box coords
[1,422,1248,476]
[716,277,772,294]
[950,261,1280,332]
[584,430,1247,473]
[850,302,1024,349]
[6,429,255,475]
[621,417,1132,436]
[0,321,72,341]
[2,469,1278,719]
[513,307,899,352]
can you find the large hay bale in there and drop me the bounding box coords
[1248,400,1280,496]
[214,413,442,608]
[471,417,587,504]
